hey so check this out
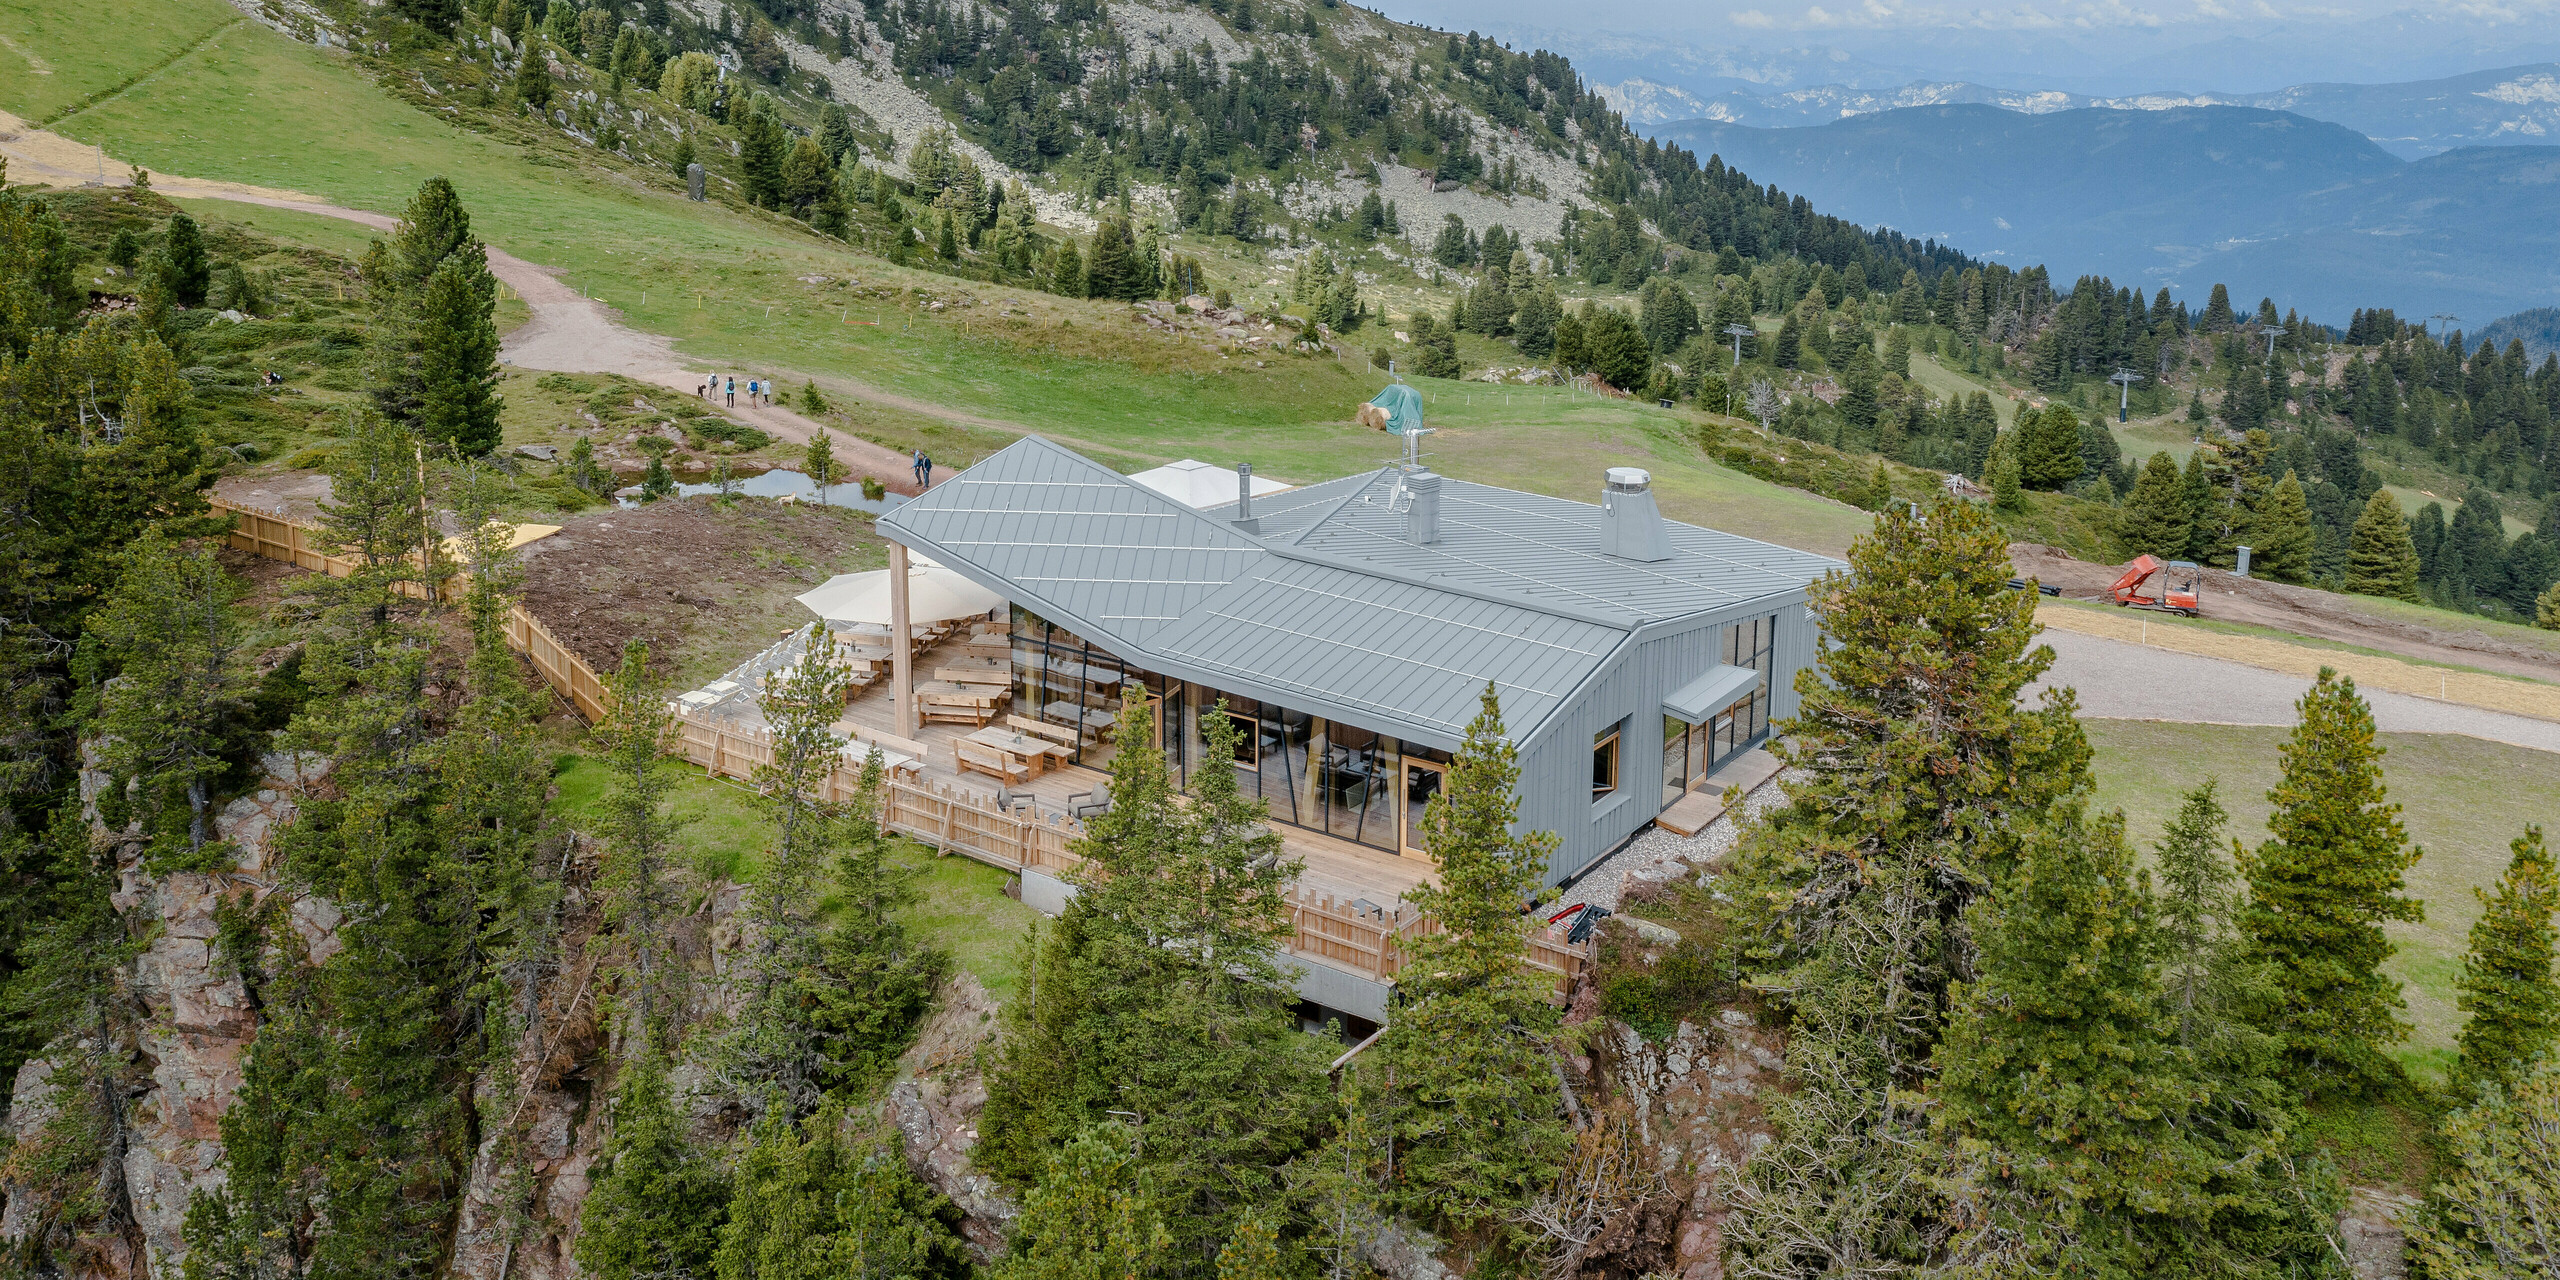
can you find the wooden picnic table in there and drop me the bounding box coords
[937,657,1012,687]
[957,638,1012,661]
[959,725,1071,780]
[918,679,1007,726]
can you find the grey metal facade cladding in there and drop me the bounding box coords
[877,436,1844,883]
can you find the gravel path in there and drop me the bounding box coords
[2035,629,2560,754]
[1564,627,2560,914]
[1561,778,1790,913]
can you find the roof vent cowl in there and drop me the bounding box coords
[1404,469,1442,545]
[1601,467,1674,562]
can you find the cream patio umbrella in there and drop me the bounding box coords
[794,554,1004,627]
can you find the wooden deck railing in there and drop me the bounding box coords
[207,497,1586,997]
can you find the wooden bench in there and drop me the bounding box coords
[1005,714,1086,748]
[954,739,1030,784]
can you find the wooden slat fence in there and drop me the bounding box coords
[207,497,1586,997]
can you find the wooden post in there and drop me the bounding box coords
[890,541,915,737]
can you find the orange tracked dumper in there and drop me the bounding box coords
[2107,554,2203,616]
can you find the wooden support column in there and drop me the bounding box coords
[890,541,915,737]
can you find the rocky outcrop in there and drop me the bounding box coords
[887,973,1016,1259]
[0,754,325,1277]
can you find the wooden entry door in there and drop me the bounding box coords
[1399,759,1446,860]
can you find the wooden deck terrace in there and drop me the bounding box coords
[826,678,1438,908]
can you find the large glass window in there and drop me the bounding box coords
[1173,681,1441,856]
[1010,605,1137,768]
[1660,614,1779,800]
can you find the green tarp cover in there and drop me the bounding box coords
[1367,383,1424,434]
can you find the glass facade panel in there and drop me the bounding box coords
[1659,614,1779,800]
[1009,605,1139,769]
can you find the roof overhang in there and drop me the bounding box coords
[1663,664,1764,724]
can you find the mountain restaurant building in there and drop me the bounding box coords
[871,436,1841,889]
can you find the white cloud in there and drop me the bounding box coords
[1731,6,1779,23]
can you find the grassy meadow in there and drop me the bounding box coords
[2086,720,2560,1081]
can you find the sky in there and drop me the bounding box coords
[1369,0,2560,95]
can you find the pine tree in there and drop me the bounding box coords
[571,1046,733,1279]
[1085,219,1138,300]
[2179,449,2219,561]
[86,529,250,871]
[1371,685,1569,1233]
[2252,470,2315,584]
[709,628,928,1116]
[1724,498,2093,1274]
[1989,432,2024,511]
[2541,578,2560,630]
[1936,808,2199,1271]
[1215,1208,1288,1280]
[715,1104,970,1280]
[992,1126,1172,1280]
[2020,404,2085,490]
[591,640,690,1045]
[369,179,502,447]
[411,254,501,454]
[1585,308,1651,391]
[1938,800,2338,1276]
[1862,460,1892,513]
[1881,325,1910,376]
[983,692,1324,1268]
[804,749,945,1095]
[2406,1059,2560,1278]
[2240,668,2424,1095]
[804,431,839,496]
[2203,283,2235,332]
[2453,828,2560,1094]
[509,41,550,107]
[159,212,211,307]
[2344,488,2422,601]
[2117,451,2191,559]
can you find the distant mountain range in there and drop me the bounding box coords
[2479,309,2560,362]
[1653,105,2560,325]
[1605,64,2560,159]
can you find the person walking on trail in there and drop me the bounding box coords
[724,375,735,407]
[911,450,928,489]
[919,452,934,488]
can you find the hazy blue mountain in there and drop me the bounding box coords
[1474,12,2560,101]
[1655,105,2560,324]
[2476,308,2560,362]
[1609,65,2560,159]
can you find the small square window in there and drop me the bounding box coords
[1592,726,1620,799]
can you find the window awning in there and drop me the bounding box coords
[1663,664,1763,724]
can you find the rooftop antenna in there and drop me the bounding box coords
[1721,323,1753,369]
[2261,326,2287,359]
[1400,425,1435,469]
[2108,369,2143,423]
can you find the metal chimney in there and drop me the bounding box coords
[1233,462,1260,533]
[1404,469,1442,544]
[1601,467,1674,562]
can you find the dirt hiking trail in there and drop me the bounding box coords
[0,111,1001,494]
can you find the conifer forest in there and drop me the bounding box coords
[2,0,2559,1275]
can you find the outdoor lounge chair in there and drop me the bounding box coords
[1067,781,1111,821]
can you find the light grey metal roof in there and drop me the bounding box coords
[1255,470,1845,629]
[1663,664,1763,723]
[878,437,1835,749]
